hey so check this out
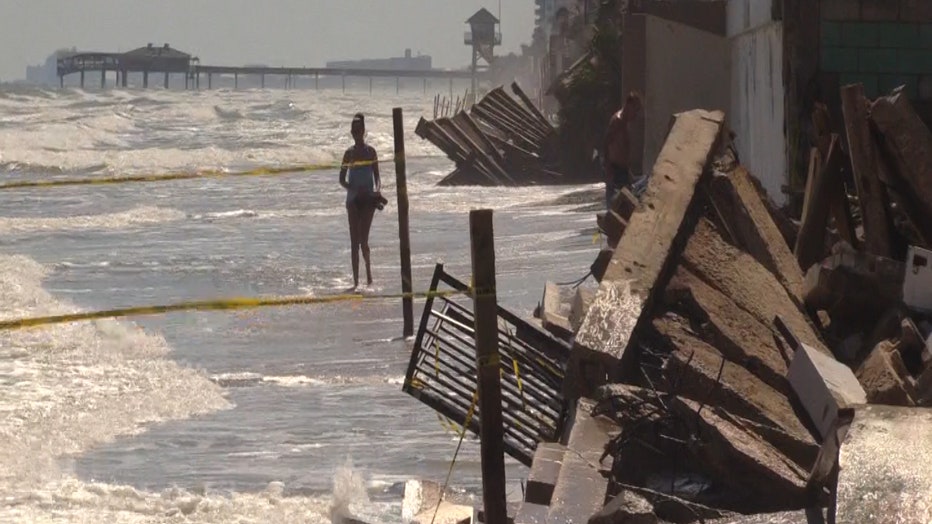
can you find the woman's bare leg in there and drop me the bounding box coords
[347,204,360,288]
[359,206,376,285]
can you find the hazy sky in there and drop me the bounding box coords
[0,0,535,80]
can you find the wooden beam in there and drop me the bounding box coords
[393,108,414,338]
[840,84,892,257]
[794,137,841,273]
[469,209,508,524]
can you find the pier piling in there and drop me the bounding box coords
[469,209,507,524]
[393,108,414,338]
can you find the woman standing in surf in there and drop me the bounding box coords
[339,113,381,290]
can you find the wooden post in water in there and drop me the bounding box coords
[469,209,507,524]
[393,108,414,338]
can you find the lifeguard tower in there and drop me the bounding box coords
[465,8,501,96]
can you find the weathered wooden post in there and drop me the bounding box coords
[393,108,414,338]
[469,209,507,524]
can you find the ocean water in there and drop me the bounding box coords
[0,85,601,523]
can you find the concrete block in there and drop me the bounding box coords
[821,21,843,46]
[859,48,900,73]
[787,343,867,440]
[525,443,564,506]
[856,341,918,406]
[540,282,572,340]
[922,23,932,47]
[877,21,920,47]
[840,72,880,96]
[513,502,548,524]
[901,0,932,22]
[547,448,608,523]
[588,491,657,524]
[904,245,932,313]
[821,0,860,20]
[841,21,879,47]
[879,74,919,98]
[836,405,932,523]
[860,0,901,21]
[569,287,596,333]
[822,46,860,72]
[897,48,932,73]
[920,73,932,98]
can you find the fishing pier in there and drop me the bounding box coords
[55,43,485,93]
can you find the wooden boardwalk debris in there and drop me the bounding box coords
[571,110,724,394]
[840,84,892,257]
[416,84,562,186]
[793,136,844,274]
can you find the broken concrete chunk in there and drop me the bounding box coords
[787,343,866,440]
[682,220,830,356]
[904,245,932,314]
[655,314,818,468]
[513,502,548,524]
[571,110,725,397]
[540,282,573,340]
[856,341,917,406]
[669,397,808,513]
[665,267,792,395]
[569,287,596,333]
[525,442,564,506]
[588,491,657,524]
[836,405,932,523]
[804,243,905,322]
[547,447,609,524]
[709,167,805,301]
[563,398,617,468]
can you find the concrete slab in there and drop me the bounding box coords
[670,397,808,513]
[525,442,564,506]
[856,342,917,406]
[787,343,867,440]
[656,313,818,468]
[513,502,549,524]
[569,288,596,333]
[836,405,932,523]
[710,167,805,301]
[571,110,725,397]
[665,267,792,395]
[683,220,830,356]
[546,449,608,524]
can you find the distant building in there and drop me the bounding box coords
[26,48,76,86]
[326,49,432,71]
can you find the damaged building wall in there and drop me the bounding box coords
[727,0,787,205]
[642,15,730,174]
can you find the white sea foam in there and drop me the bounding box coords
[0,254,230,492]
[0,206,186,234]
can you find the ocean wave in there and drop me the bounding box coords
[0,254,231,492]
[0,206,186,234]
[209,372,404,389]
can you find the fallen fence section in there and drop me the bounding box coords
[402,263,571,465]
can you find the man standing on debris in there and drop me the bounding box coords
[602,91,642,209]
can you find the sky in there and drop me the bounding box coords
[0,0,536,81]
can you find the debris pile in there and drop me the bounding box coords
[415,82,564,186]
[519,86,932,522]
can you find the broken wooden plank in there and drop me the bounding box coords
[794,138,839,273]
[870,86,932,241]
[840,83,892,257]
[710,166,807,300]
[511,82,555,133]
[570,110,725,396]
[682,220,831,356]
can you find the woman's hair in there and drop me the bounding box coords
[352,113,365,128]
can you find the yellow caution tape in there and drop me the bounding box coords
[0,157,394,190]
[0,288,465,331]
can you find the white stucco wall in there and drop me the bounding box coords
[642,15,730,174]
[725,0,787,205]
[729,21,786,205]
